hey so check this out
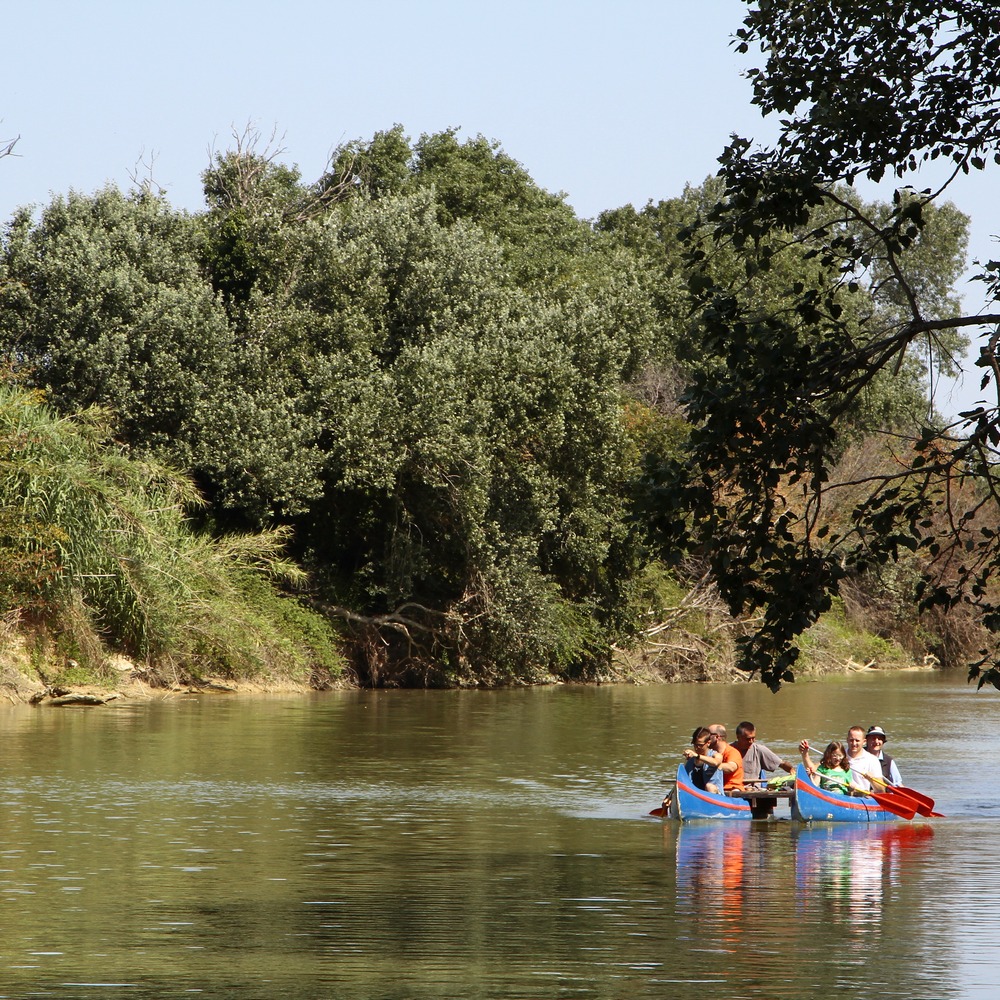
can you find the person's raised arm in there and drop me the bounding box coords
[684,746,723,766]
[799,740,817,777]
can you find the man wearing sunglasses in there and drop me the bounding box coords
[683,727,725,793]
[707,724,746,794]
[732,720,795,784]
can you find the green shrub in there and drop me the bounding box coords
[0,377,343,682]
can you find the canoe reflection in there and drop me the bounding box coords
[673,824,753,953]
[671,822,935,955]
[793,823,935,925]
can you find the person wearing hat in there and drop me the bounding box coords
[865,725,902,787]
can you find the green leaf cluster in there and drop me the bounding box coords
[653,0,1000,689]
[0,375,341,682]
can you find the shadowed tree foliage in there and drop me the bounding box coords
[653,0,1000,689]
[233,183,654,684]
[600,178,968,437]
[1,129,659,686]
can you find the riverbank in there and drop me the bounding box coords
[0,667,323,707]
[0,598,945,705]
[0,647,940,708]
[0,637,333,706]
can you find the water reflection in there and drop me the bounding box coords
[794,823,935,927]
[0,676,990,998]
[674,824,752,956]
[671,819,945,993]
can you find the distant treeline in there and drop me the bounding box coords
[0,126,978,688]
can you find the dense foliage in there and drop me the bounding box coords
[653,0,1000,689]
[0,130,661,685]
[0,104,984,689]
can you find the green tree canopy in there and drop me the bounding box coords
[2,128,661,686]
[658,0,1000,689]
[243,187,654,683]
[0,187,324,524]
[324,125,602,289]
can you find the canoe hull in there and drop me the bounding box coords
[670,762,753,821]
[664,764,906,823]
[791,765,901,823]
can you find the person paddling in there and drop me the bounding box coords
[798,739,852,794]
[707,724,745,794]
[659,726,723,812]
[865,725,902,787]
[844,725,883,792]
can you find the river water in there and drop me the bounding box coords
[0,670,994,999]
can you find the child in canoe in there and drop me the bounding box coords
[798,739,852,794]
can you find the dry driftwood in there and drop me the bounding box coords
[30,689,121,707]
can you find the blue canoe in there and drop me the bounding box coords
[664,763,909,822]
[791,764,902,823]
[668,761,754,821]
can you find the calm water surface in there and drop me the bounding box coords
[0,671,994,999]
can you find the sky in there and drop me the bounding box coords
[3,0,998,416]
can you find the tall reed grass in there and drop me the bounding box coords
[0,378,342,685]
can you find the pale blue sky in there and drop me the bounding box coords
[3,1,766,220]
[3,0,996,415]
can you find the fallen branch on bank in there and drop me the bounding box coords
[30,689,122,707]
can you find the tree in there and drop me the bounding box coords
[0,186,324,524]
[324,126,605,291]
[255,188,654,684]
[597,177,967,436]
[657,1,1000,689]
[191,127,660,684]
[0,124,670,686]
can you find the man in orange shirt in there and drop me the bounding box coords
[708,724,745,794]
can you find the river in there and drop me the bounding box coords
[0,670,994,998]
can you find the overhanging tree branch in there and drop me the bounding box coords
[666,1,1000,690]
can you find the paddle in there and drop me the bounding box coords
[805,770,918,820]
[849,785,917,820]
[887,785,944,818]
[649,783,676,817]
[867,774,942,816]
[869,782,942,818]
